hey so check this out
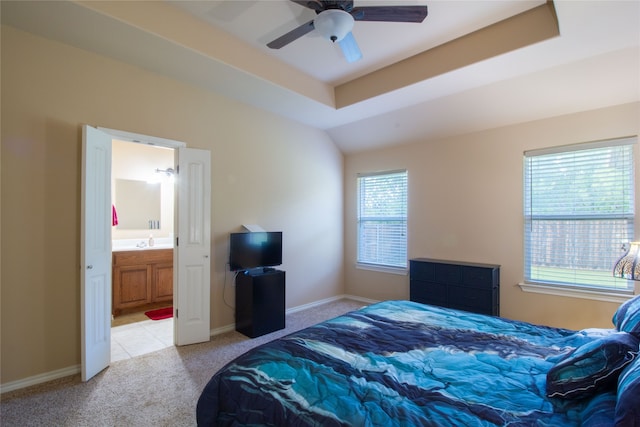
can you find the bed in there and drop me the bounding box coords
[197,298,640,426]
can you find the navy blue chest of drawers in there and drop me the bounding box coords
[410,258,500,316]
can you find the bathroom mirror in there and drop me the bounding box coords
[115,179,161,229]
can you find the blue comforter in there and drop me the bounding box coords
[196,300,616,426]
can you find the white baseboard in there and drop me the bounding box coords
[1,364,80,394]
[285,293,377,314]
[1,295,378,393]
[209,323,236,336]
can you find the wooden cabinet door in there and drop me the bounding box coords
[113,265,151,314]
[153,262,174,303]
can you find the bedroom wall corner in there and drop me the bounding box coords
[0,25,344,387]
[344,102,640,331]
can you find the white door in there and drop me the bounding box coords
[174,147,211,345]
[81,125,112,381]
[81,127,210,376]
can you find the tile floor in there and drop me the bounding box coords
[111,318,174,362]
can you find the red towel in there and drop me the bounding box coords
[112,205,118,226]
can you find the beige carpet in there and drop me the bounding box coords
[0,298,365,426]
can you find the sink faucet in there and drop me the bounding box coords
[136,241,147,248]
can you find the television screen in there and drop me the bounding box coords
[229,232,282,271]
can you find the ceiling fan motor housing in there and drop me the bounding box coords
[314,9,354,42]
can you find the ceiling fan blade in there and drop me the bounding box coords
[267,19,315,49]
[352,5,428,23]
[338,32,362,63]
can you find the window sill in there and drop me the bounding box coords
[518,282,634,304]
[356,263,408,275]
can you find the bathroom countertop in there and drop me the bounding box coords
[112,238,173,252]
[112,245,173,252]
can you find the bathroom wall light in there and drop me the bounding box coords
[155,168,175,177]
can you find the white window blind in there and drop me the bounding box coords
[357,170,408,269]
[524,138,636,291]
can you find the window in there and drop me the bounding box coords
[524,138,636,292]
[357,170,408,270]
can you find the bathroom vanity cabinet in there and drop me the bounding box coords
[112,249,173,315]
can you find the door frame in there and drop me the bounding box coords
[99,127,187,150]
[81,125,210,381]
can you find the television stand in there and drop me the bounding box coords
[235,268,285,338]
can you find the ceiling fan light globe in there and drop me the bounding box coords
[314,9,354,43]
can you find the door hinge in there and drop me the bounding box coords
[175,309,178,319]
[176,236,179,246]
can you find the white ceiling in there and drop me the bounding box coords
[169,0,545,85]
[2,1,639,153]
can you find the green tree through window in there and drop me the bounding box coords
[524,138,635,290]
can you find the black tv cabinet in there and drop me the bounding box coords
[235,268,285,338]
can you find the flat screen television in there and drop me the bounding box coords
[229,231,282,271]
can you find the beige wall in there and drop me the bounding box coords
[345,102,640,330]
[0,26,344,384]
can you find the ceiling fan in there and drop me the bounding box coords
[267,0,428,63]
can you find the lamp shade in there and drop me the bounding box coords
[613,242,640,280]
[314,9,354,42]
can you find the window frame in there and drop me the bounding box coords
[356,169,408,274]
[522,137,637,299]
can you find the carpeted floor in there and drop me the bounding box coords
[0,298,365,426]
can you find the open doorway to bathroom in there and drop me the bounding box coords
[110,139,175,361]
